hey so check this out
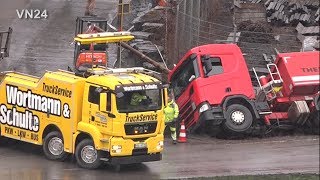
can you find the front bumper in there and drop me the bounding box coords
[109,133,164,156]
[108,153,162,165]
[199,107,224,125]
[190,107,224,133]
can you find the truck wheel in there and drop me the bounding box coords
[0,128,8,145]
[75,139,102,169]
[43,131,68,161]
[310,111,319,135]
[224,104,253,133]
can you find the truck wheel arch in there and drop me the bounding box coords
[42,124,63,143]
[75,132,93,148]
[222,95,260,119]
[76,122,103,150]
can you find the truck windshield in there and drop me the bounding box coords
[170,56,198,99]
[116,89,162,113]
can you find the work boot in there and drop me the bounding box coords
[173,140,177,144]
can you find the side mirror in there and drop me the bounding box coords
[188,75,196,82]
[100,93,107,112]
[162,84,170,89]
[100,93,116,118]
[116,92,124,98]
[203,60,212,75]
[95,87,104,93]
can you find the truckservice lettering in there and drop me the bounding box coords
[43,83,72,98]
[126,114,157,123]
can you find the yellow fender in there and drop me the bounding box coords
[76,122,103,150]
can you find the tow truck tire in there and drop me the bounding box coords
[75,139,102,169]
[224,104,253,133]
[0,128,8,145]
[43,131,68,161]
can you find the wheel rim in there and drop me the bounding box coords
[81,145,97,164]
[48,137,64,156]
[231,110,245,125]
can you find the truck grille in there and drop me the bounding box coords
[124,122,157,135]
[180,100,195,128]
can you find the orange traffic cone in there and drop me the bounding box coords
[178,120,187,143]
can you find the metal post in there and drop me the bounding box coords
[117,0,123,68]
[232,0,237,44]
[174,2,180,62]
[195,0,200,46]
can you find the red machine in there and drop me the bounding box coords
[254,51,319,129]
[74,16,109,72]
[168,44,319,135]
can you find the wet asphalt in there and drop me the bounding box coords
[0,135,319,179]
[0,0,319,179]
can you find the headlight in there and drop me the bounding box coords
[112,145,122,150]
[112,145,122,153]
[191,102,196,111]
[157,141,164,150]
[199,103,210,113]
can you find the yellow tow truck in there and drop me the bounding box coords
[0,66,167,169]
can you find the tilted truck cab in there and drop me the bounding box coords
[168,44,257,133]
[0,67,167,169]
[169,44,320,136]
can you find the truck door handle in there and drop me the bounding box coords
[226,87,231,92]
[190,86,194,95]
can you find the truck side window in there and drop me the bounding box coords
[88,86,100,104]
[203,57,224,76]
[106,92,111,111]
[170,55,199,99]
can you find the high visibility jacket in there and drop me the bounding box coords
[164,100,179,123]
[130,93,147,106]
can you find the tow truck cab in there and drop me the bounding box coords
[80,68,166,165]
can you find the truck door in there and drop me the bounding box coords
[171,54,200,107]
[170,54,200,126]
[200,56,227,104]
[87,85,112,133]
[87,85,102,124]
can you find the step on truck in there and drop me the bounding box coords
[0,67,167,169]
[168,44,319,136]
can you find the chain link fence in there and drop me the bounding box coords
[174,0,302,69]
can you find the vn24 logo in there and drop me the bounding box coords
[16,9,48,19]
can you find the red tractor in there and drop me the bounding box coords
[168,44,319,136]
